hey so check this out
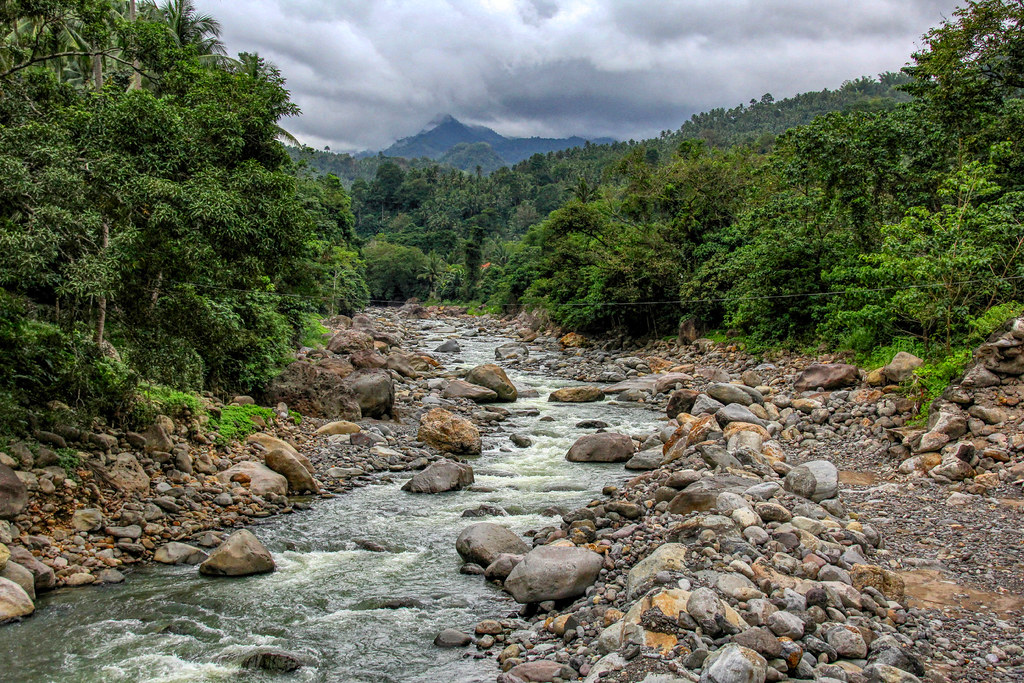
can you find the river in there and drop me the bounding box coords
[1,319,663,683]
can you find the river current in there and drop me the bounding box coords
[1,323,662,682]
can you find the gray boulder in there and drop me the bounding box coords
[434,339,461,353]
[0,465,28,520]
[715,403,766,427]
[442,380,499,403]
[691,394,725,416]
[198,530,275,577]
[784,460,839,502]
[154,542,209,565]
[484,553,524,581]
[882,352,923,383]
[793,363,859,391]
[347,368,395,419]
[465,364,518,402]
[707,383,761,407]
[495,343,529,360]
[455,523,529,567]
[504,545,603,603]
[701,644,767,683]
[265,448,319,494]
[7,546,55,591]
[565,432,635,463]
[0,576,33,623]
[401,460,474,493]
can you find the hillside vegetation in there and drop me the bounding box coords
[0,0,367,435]
[312,2,1024,365]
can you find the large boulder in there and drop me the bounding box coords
[0,576,34,623]
[434,339,461,353]
[465,364,517,402]
[667,389,699,419]
[548,386,605,403]
[198,530,275,577]
[707,383,760,407]
[265,448,319,494]
[418,408,482,455]
[217,461,288,497]
[266,361,361,420]
[350,349,387,369]
[347,368,394,419]
[386,352,419,379]
[247,434,315,474]
[701,644,767,683]
[882,352,924,383]
[0,561,35,600]
[565,432,635,463]
[715,403,766,427]
[784,460,839,502]
[793,363,860,392]
[7,546,55,591]
[625,543,687,599]
[401,460,474,493]
[154,542,209,565]
[326,329,374,354]
[0,464,28,520]
[442,380,499,403]
[104,454,150,493]
[456,523,529,567]
[504,545,603,603]
[494,342,529,360]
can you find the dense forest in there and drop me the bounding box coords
[303,0,1024,361]
[3,0,1023,437]
[0,0,367,434]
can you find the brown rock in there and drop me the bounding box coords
[418,408,482,455]
[548,386,604,403]
[565,432,635,463]
[465,364,517,402]
[793,363,860,391]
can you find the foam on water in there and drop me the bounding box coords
[3,324,663,682]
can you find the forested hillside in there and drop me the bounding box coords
[287,72,916,308]
[0,0,367,435]
[322,1,1024,364]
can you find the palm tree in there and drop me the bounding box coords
[417,251,448,300]
[146,0,227,63]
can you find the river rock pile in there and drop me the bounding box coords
[445,377,928,683]
[887,318,1024,493]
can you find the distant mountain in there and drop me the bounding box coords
[379,115,616,169]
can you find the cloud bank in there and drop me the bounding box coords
[198,0,960,152]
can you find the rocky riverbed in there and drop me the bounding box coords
[1,306,1022,682]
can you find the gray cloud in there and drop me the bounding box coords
[198,0,960,152]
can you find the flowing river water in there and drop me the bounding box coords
[2,321,663,683]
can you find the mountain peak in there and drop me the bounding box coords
[381,116,616,170]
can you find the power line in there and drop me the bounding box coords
[151,274,1024,309]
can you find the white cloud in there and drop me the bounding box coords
[198,0,961,152]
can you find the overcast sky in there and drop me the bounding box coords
[198,0,961,153]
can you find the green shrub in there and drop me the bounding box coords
[130,384,204,427]
[55,448,81,478]
[210,404,277,444]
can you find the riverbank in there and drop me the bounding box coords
[1,307,1022,682]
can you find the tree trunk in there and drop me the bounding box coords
[92,53,103,91]
[96,221,110,346]
[129,0,142,90]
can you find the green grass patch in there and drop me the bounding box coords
[299,313,330,348]
[131,383,204,427]
[210,404,277,444]
[55,447,81,479]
